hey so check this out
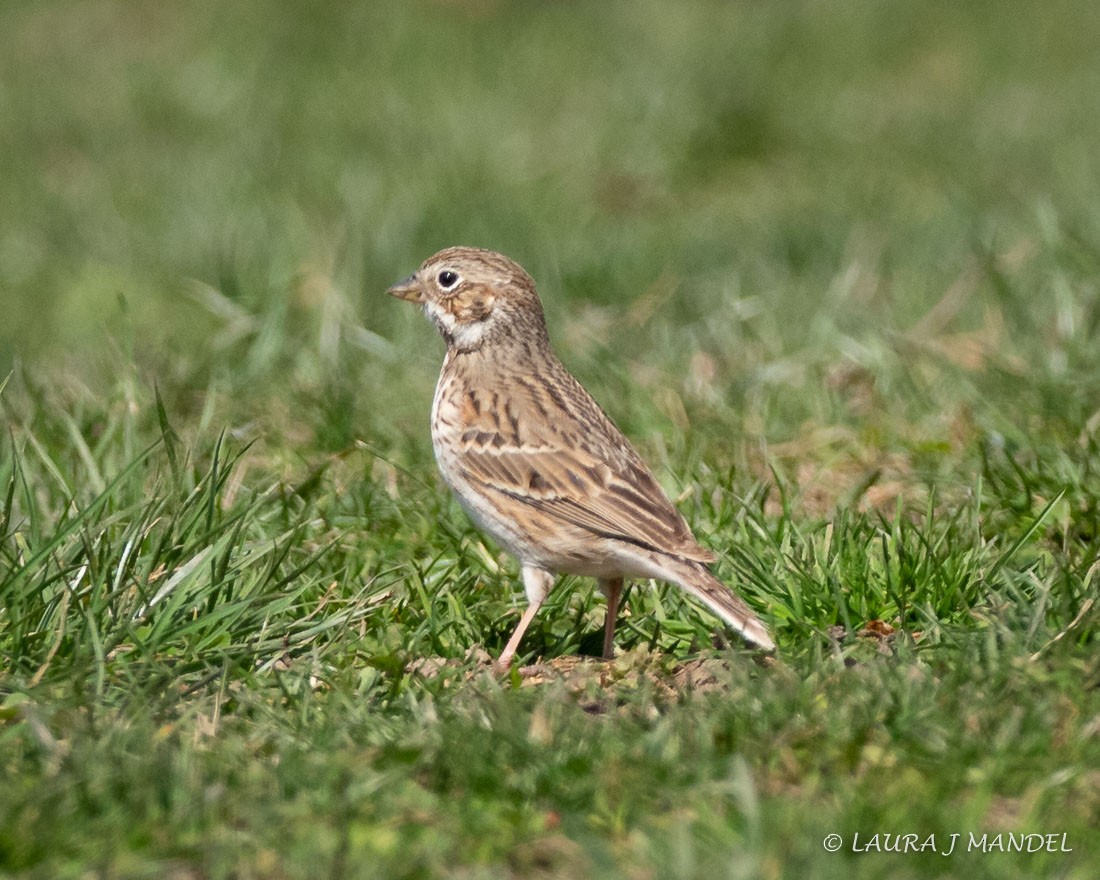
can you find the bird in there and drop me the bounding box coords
[387,246,775,668]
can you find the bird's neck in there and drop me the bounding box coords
[444,331,559,377]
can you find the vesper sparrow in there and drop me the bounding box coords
[388,247,775,667]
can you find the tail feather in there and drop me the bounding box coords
[652,555,776,651]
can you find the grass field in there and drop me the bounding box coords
[2,1,1099,877]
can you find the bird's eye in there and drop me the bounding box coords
[437,270,460,290]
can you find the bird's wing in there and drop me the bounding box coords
[454,374,716,564]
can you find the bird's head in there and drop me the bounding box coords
[387,247,548,352]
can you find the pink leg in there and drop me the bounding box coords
[496,602,542,671]
[495,566,554,671]
[599,578,624,659]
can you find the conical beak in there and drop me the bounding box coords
[386,274,423,303]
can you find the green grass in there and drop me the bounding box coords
[2,0,1100,877]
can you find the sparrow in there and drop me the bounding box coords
[388,246,775,667]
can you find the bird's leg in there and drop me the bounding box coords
[496,603,541,671]
[496,566,554,671]
[598,577,624,660]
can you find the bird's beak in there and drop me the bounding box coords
[386,274,424,303]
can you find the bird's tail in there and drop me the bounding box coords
[650,554,776,651]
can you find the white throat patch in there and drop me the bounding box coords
[424,300,488,350]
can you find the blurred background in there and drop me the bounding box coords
[2,0,1100,461]
[4,6,1100,873]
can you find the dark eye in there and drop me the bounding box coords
[437,270,459,290]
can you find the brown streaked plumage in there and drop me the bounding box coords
[388,246,775,667]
